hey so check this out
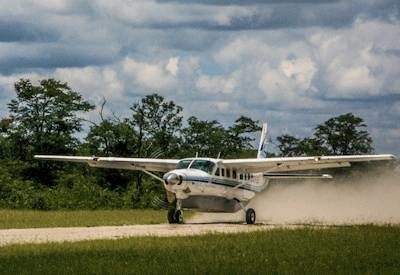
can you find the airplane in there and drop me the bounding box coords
[35,123,395,224]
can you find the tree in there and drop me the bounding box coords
[276,113,374,156]
[8,79,94,159]
[130,94,183,158]
[276,134,302,157]
[181,117,228,158]
[86,119,137,157]
[6,79,94,184]
[314,113,373,155]
[129,94,183,193]
[0,118,13,159]
[84,108,138,191]
[227,116,261,157]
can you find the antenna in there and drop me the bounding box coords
[195,152,198,158]
[216,152,221,160]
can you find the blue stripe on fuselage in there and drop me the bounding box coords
[183,176,265,192]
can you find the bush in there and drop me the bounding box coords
[0,160,166,210]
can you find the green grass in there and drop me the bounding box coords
[1,225,400,274]
[0,209,176,229]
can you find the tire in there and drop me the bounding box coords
[167,208,176,224]
[174,209,184,224]
[245,208,256,224]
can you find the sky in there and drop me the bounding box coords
[0,0,399,154]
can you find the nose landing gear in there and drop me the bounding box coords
[167,208,183,224]
[167,199,184,224]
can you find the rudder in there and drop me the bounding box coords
[257,123,268,158]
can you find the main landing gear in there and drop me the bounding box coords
[167,199,184,224]
[245,208,256,224]
[239,201,256,224]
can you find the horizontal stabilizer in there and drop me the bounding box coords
[264,173,333,179]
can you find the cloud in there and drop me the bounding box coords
[310,20,400,98]
[258,57,319,107]
[91,0,258,29]
[196,72,239,94]
[0,42,120,73]
[165,57,179,76]
[122,57,178,91]
[0,0,399,154]
[54,67,123,101]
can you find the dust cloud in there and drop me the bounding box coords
[190,172,400,225]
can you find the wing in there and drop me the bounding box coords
[221,154,395,173]
[34,155,179,172]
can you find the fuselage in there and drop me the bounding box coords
[162,158,269,212]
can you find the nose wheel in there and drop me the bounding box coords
[167,208,183,224]
[167,199,184,224]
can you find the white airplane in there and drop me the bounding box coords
[35,123,395,224]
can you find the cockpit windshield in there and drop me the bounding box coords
[176,159,192,169]
[189,160,216,174]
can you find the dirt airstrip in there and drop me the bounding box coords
[0,223,294,246]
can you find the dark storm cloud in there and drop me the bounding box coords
[0,21,60,42]
[151,0,399,30]
[157,0,338,4]
[0,44,120,74]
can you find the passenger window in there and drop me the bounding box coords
[221,168,225,177]
[215,168,220,176]
[239,174,243,180]
[226,169,230,178]
[232,169,237,179]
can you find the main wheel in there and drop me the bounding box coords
[167,208,176,224]
[174,209,184,224]
[245,208,256,224]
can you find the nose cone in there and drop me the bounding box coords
[164,173,182,185]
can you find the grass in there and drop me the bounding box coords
[1,225,400,274]
[0,209,180,229]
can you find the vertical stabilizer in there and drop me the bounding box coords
[257,123,268,158]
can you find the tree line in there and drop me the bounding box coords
[0,78,377,209]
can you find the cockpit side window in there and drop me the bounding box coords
[189,160,216,174]
[176,159,192,169]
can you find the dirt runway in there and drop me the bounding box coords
[0,223,291,247]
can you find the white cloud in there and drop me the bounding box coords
[54,67,123,101]
[309,20,400,98]
[165,57,179,77]
[279,57,317,93]
[327,64,381,97]
[196,72,238,94]
[122,57,178,91]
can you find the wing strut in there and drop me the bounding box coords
[142,170,164,183]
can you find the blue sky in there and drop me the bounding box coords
[0,0,399,154]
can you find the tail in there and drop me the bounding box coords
[257,123,268,159]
